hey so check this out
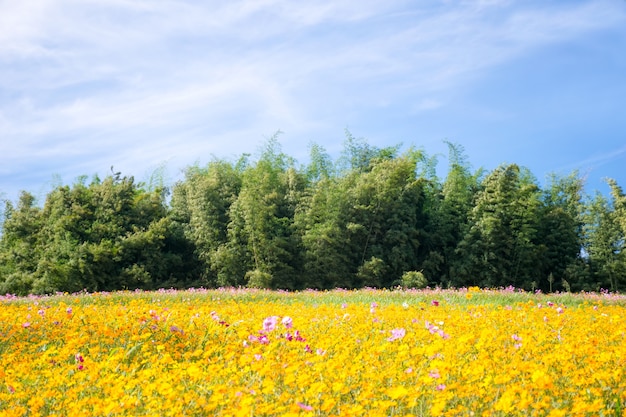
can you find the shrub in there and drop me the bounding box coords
[357,257,387,288]
[246,269,273,289]
[0,272,34,296]
[401,270,428,289]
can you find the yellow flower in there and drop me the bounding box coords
[0,288,625,416]
[386,385,408,400]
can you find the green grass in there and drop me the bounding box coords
[3,286,625,308]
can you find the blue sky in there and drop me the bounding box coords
[1,0,625,204]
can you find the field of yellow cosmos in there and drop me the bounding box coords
[1,288,625,416]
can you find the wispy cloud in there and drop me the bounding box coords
[1,0,625,200]
[570,145,626,172]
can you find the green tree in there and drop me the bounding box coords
[422,142,482,287]
[535,172,585,291]
[456,164,542,289]
[294,175,353,289]
[216,135,305,289]
[169,159,242,286]
[0,192,43,294]
[608,178,626,240]
[347,151,427,287]
[337,130,399,174]
[583,183,626,292]
[297,147,428,289]
[305,142,334,183]
[0,175,192,294]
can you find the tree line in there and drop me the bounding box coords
[2,134,625,295]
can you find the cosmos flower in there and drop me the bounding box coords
[387,328,406,342]
[263,316,279,332]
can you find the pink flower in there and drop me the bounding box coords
[426,321,435,333]
[387,328,406,342]
[304,344,312,353]
[431,300,439,306]
[436,384,446,391]
[281,316,293,329]
[316,348,326,356]
[169,325,183,334]
[75,353,85,370]
[66,307,72,315]
[556,307,564,314]
[511,335,522,348]
[22,322,31,328]
[263,316,279,332]
[426,321,449,339]
[297,402,313,411]
[248,334,269,344]
[429,369,440,379]
[294,330,306,342]
[210,311,229,326]
[437,329,450,339]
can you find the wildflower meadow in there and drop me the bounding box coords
[1,287,625,416]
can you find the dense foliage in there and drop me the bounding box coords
[1,135,625,294]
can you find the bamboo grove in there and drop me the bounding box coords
[2,134,626,295]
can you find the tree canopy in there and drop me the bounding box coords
[1,134,624,294]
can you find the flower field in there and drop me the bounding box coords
[1,288,625,416]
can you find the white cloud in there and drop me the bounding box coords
[0,0,625,200]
